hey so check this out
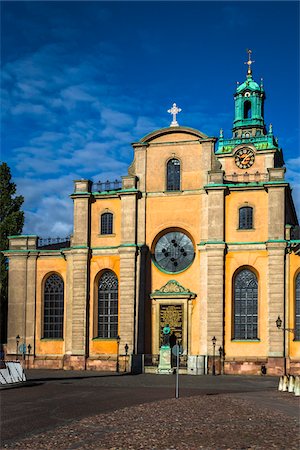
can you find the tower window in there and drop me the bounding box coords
[244,101,252,119]
[239,206,253,229]
[233,269,258,340]
[43,274,64,339]
[98,271,118,338]
[167,158,181,191]
[101,212,113,235]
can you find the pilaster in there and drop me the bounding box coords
[267,186,285,240]
[267,242,286,356]
[71,180,91,247]
[199,244,225,355]
[118,246,137,354]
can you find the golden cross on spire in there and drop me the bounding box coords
[244,49,255,75]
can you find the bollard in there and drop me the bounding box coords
[282,375,289,392]
[278,376,283,391]
[288,375,295,392]
[294,376,300,396]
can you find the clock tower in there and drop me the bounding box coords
[216,50,283,176]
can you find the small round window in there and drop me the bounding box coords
[154,231,194,273]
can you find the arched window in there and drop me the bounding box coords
[167,158,181,191]
[295,273,300,341]
[239,206,253,229]
[43,274,64,339]
[233,269,258,340]
[101,212,113,235]
[244,101,252,119]
[98,271,118,338]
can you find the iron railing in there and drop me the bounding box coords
[92,179,122,192]
[38,237,71,249]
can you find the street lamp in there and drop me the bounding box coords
[27,344,32,369]
[212,336,216,376]
[276,315,295,376]
[116,335,120,373]
[124,343,129,373]
[219,346,223,375]
[16,335,20,361]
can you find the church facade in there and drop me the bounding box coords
[5,57,300,375]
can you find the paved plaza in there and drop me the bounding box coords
[1,371,299,449]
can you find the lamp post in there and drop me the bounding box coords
[116,335,120,373]
[276,315,295,376]
[16,335,20,361]
[124,343,129,373]
[212,336,216,376]
[218,346,223,375]
[27,344,32,369]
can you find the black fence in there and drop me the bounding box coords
[92,180,122,192]
[38,237,71,249]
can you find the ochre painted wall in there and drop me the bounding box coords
[89,255,120,355]
[90,198,121,248]
[35,256,67,355]
[225,190,268,243]
[225,250,268,358]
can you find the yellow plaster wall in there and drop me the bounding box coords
[146,142,204,192]
[225,190,268,242]
[145,194,202,354]
[35,256,67,355]
[289,252,300,359]
[89,255,120,355]
[225,250,268,358]
[90,198,121,248]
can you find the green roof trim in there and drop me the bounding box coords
[8,235,37,239]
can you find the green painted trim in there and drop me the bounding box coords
[92,245,120,250]
[70,191,91,195]
[4,249,32,253]
[231,339,261,342]
[204,181,289,189]
[8,235,37,238]
[227,241,265,245]
[71,245,88,249]
[120,243,137,248]
[151,256,194,275]
[198,241,225,246]
[92,188,138,195]
[290,240,300,244]
[267,239,286,243]
[150,291,194,297]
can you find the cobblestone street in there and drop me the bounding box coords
[1,372,299,449]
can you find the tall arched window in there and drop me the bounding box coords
[98,271,118,338]
[43,274,64,338]
[244,101,252,119]
[167,158,181,191]
[234,269,258,340]
[295,273,300,341]
[101,212,113,235]
[239,206,253,229]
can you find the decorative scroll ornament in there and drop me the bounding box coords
[156,280,190,293]
[167,103,182,127]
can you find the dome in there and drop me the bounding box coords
[236,75,261,93]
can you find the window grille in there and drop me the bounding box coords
[43,274,64,339]
[101,212,113,235]
[167,158,180,191]
[295,273,300,340]
[98,271,118,338]
[234,269,258,340]
[239,206,253,229]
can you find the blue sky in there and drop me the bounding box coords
[2,1,299,237]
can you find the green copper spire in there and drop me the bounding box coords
[233,49,266,137]
[216,51,279,154]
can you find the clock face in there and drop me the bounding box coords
[154,231,194,273]
[235,148,255,169]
